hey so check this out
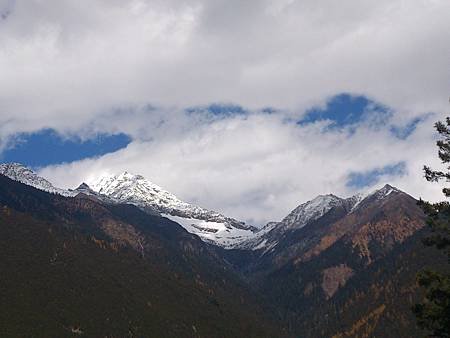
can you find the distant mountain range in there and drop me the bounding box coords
[0,163,409,251]
[0,163,257,248]
[0,162,447,337]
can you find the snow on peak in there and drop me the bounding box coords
[236,194,346,251]
[90,171,256,248]
[375,184,399,198]
[91,171,208,215]
[350,184,401,212]
[281,194,344,230]
[0,162,74,197]
[0,163,406,251]
[241,185,406,251]
[237,194,346,252]
[242,194,345,248]
[364,184,400,200]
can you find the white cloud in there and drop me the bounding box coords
[1,0,449,224]
[39,110,445,226]
[0,0,449,135]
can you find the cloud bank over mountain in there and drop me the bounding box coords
[39,104,443,226]
[1,0,449,225]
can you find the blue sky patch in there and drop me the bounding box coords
[299,93,390,128]
[1,128,131,168]
[346,162,406,189]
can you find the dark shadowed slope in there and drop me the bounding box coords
[0,174,287,338]
[2,168,446,337]
[246,185,447,337]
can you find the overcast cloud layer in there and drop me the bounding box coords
[1,0,449,225]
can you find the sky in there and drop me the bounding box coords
[0,0,449,226]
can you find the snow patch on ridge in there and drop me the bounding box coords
[0,163,75,197]
[241,184,404,251]
[90,171,256,248]
[280,194,343,230]
[163,214,255,249]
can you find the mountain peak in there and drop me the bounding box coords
[380,183,399,191]
[280,193,344,230]
[371,183,402,199]
[76,182,90,190]
[92,173,161,201]
[90,170,255,248]
[348,184,405,213]
[118,171,140,179]
[0,162,74,197]
[73,182,98,195]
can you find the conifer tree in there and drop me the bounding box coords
[414,115,450,337]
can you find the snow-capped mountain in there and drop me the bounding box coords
[89,172,257,248]
[280,194,344,230]
[237,194,356,250]
[239,184,403,251]
[0,162,406,251]
[0,163,256,248]
[0,163,75,197]
[358,184,399,204]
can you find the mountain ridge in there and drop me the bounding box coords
[0,162,75,197]
[237,184,407,252]
[0,162,414,252]
[0,163,257,248]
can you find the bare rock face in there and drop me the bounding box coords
[321,264,354,299]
